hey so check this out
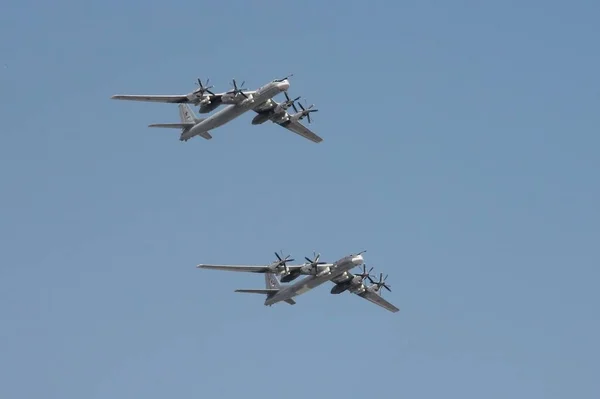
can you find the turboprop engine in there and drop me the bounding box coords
[330,275,364,294]
[198,101,220,114]
[290,101,318,124]
[330,265,374,294]
[274,92,300,114]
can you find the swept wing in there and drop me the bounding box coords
[330,272,399,313]
[278,119,323,143]
[196,264,306,273]
[252,97,323,143]
[111,90,255,105]
[356,289,399,313]
[111,94,200,103]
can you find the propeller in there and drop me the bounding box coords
[273,74,293,82]
[355,264,375,284]
[371,273,392,293]
[227,79,248,98]
[273,251,294,274]
[304,251,327,274]
[283,92,300,112]
[194,78,214,95]
[297,101,318,123]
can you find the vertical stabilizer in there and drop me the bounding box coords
[265,272,281,290]
[179,104,199,123]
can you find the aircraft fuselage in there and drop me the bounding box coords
[264,254,364,306]
[182,80,290,140]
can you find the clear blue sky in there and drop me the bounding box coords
[1,1,598,398]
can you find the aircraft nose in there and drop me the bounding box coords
[278,80,290,91]
[352,254,364,265]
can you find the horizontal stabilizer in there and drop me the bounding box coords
[148,123,195,128]
[284,299,296,305]
[198,131,213,140]
[235,289,279,294]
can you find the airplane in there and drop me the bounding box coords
[112,76,323,143]
[196,251,399,313]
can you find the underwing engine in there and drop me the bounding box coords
[280,269,302,283]
[330,282,350,294]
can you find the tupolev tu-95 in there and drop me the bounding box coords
[197,251,399,313]
[111,76,322,143]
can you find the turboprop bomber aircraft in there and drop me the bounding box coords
[112,75,322,143]
[196,251,399,313]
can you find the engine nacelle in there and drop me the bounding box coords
[251,113,271,125]
[280,269,301,283]
[290,112,302,122]
[351,276,363,285]
[274,104,288,114]
[300,265,313,274]
[198,101,220,114]
[349,283,366,294]
[330,283,349,294]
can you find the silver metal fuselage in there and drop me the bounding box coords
[264,254,364,306]
[183,80,290,140]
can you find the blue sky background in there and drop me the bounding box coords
[1,1,598,398]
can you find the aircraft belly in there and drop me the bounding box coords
[265,260,357,305]
[199,106,247,131]
[295,286,312,295]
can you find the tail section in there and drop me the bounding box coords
[234,273,295,305]
[265,272,281,290]
[179,104,200,124]
[148,104,212,141]
[265,273,295,305]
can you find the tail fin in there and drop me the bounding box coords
[234,273,295,305]
[179,104,199,123]
[148,104,212,141]
[265,272,281,290]
[148,104,199,129]
[265,273,295,305]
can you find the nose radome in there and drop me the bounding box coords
[352,255,364,265]
[278,80,290,91]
